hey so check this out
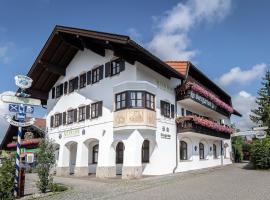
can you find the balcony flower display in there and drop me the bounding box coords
[176,116,233,134]
[184,82,234,114]
[7,138,41,148]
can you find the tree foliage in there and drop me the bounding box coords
[232,136,244,163]
[0,152,15,200]
[36,139,55,193]
[250,136,270,169]
[250,70,270,134]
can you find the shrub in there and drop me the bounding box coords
[232,136,244,163]
[49,183,68,193]
[0,154,16,200]
[250,136,270,169]
[36,139,55,193]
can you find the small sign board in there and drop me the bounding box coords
[9,104,34,114]
[1,95,41,106]
[255,131,266,139]
[5,115,35,127]
[16,113,26,121]
[253,126,268,131]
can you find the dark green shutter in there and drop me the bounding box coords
[59,84,63,96]
[63,112,66,125]
[59,113,63,125]
[99,65,104,80]
[86,105,90,119]
[160,101,165,116]
[64,82,68,94]
[120,59,125,72]
[105,62,111,77]
[74,77,79,90]
[98,101,103,117]
[87,71,91,85]
[50,116,54,128]
[73,109,77,122]
[171,104,175,118]
[52,87,55,99]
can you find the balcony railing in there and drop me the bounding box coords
[176,116,232,139]
[176,82,234,117]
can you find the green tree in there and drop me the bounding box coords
[232,136,244,163]
[250,136,270,169]
[36,139,55,193]
[0,152,15,200]
[250,70,270,134]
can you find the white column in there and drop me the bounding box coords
[56,144,70,176]
[74,142,89,176]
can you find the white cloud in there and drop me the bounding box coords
[0,91,15,142]
[147,0,232,60]
[127,28,141,40]
[0,42,14,64]
[218,63,267,86]
[231,90,256,131]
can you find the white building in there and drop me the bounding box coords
[26,26,241,179]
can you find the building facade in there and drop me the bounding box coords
[25,26,241,179]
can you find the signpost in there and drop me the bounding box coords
[1,75,41,198]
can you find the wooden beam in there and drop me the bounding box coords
[39,60,66,76]
[26,88,48,100]
[58,33,84,51]
[79,36,105,57]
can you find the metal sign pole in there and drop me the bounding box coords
[15,124,22,197]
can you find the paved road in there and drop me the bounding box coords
[27,163,270,200]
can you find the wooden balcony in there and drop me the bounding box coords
[113,108,156,130]
[176,116,232,139]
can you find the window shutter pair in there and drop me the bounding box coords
[50,116,54,128]
[86,105,91,119]
[105,62,111,77]
[52,87,55,99]
[87,71,91,85]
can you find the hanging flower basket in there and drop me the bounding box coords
[184,82,234,114]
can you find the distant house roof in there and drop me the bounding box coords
[0,118,46,150]
[165,61,189,77]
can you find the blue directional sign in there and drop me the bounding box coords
[16,113,26,121]
[9,104,19,112]
[8,104,34,114]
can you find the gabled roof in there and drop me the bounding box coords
[165,61,189,77]
[26,26,185,104]
[0,118,46,150]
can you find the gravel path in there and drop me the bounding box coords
[26,163,270,200]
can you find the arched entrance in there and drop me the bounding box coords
[116,141,125,175]
[65,141,78,175]
[84,138,99,174]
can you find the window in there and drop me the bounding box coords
[92,65,103,84]
[145,92,155,110]
[213,144,217,158]
[54,113,62,127]
[116,142,124,164]
[79,106,86,121]
[51,87,55,99]
[105,59,125,77]
[67,109,77,124]
[92,144,99,164]
[181,108,185,116]
[160,100,170,118]
[79,73,86,88]
[142,140,150,163]
[199,143,204,159]
[69,77,78,93]
[55,84,63,98]
[130,91,143,107]
[91,101,102,118]
[115,92,126,110]
[50,115,54,128]
[180,141,188,160]
[115,91,156,111]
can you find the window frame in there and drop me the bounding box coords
[213,144,217,159]
[78,106,86,122]
[55,84,63,98]
[92,144,99,164]
[92,67,100,84]
[142,140,150,163]
[180,141,188,160]
[67,110,75,124]
[91,101,102,119]
[116,142,124,164]
[79,73,87,89]
[199,143,205,160]
[115,92,127,110]
[111,59,121,76]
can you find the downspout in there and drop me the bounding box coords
[173,63,190,173]
[221,140,224,166]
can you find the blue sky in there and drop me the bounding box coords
[0,0,269,138]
